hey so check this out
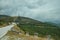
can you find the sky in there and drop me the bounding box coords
[0,0,60,23]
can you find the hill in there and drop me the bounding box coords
[0,15,60,40]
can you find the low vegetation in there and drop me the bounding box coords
[0,15,60,40]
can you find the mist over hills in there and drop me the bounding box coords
[0,15,59,27]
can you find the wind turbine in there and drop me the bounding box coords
[13,8,20,24]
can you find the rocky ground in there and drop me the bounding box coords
[0,25,54,40]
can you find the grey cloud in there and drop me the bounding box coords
[0,0,60,23]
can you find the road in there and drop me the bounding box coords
[0,23,15,38]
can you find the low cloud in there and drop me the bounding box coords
[0,0,60,23]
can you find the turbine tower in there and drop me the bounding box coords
[13,8,20,24]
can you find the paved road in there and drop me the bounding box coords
[0,24,15,38]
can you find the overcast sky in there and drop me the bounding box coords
[0,0,60,23]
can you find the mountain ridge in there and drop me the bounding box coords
[0,15,60,40]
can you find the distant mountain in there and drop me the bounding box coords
[0,15,60,40]
[0,15,10,18]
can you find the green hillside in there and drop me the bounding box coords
[0,15,60,40]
